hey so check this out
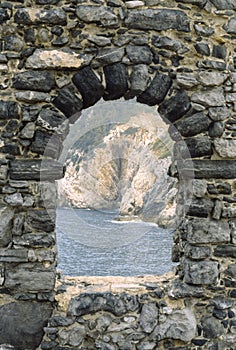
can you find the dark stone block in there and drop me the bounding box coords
[194,43,210,56]
[209,122,224,138]
[49,316,74,327]
[30,129,61,158]
[214,245,236,258]
[25,209,55,232]
[229,289,236,298]
[125,9,190,32]
[14,8,67,25]
[0,143,20,156]
[68,292,139,317]
[186,136,212,158]
[168,280,206,299]
[12,71,55,92]
[24,28,35,44]
[37,109,69,137]
[0,248,28,262]
[137,72,172,106]
[225,264,236,278]
[5,262,55,292]
[0,8,10,24]
[0,101,20,119]
[187,198,214,217]
[174,136,212,159]
[212,297,234,310]
[212,45,227,59]
[13,233,55,248]
[181,160,236,179]
[174,112,210,137]
[53,85,83,118]
[183,260,218,285]
[72,66,104,108]
[104,63,128,100]
[9,159,64,181]
[158,90,191,123]
[213,308,227,320]
[0,301,52,350]
[191,339,208,346]
[126,45,153,64]
[201,316,225,338]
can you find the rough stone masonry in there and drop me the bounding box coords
[0,0,235,349]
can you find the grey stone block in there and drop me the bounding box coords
[0,207,14,248]
[5,262,55,292]
[125,9,190,32]
[0,301,52,349]
[187,218,230,244]
[183,260,218,285]
[9,159,64,181]
[12,71,55,92]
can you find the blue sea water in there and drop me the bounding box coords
[56,207,175,276]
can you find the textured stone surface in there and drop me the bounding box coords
[125,9,190,32]
[191,87,225,107]
[0,249,28,262]
[181,160,236,179]
[0,101,19,119]
[96,47,125,64]
[9,159,64,181]
[159,90,191,123]
[76,6,119,27]
[0,207,14,248]
[37,109,69,136]
[177,136,212,158]
[151,308,196,342]
[104,63,128,100]
[26,49,92,69]
[174,112,210,137]
[224,17,236,35]
[72,66,104,108]
[214,139,236,159]
[30,129,61,158]
[53,85,83,118]
[68,293,139,317]
[12,71,55,92]
[211,0,236,10]
[137,72,172,106]
[187,218,230,243]
[201,316,226,338]
[129,64,150,97]
[0,301,52,349]
[15,8,67,25]
[5,263,55,292]
[25,209,55,232]
[183,260,219,285]
[140,303,159,333]
[126,45,153,64]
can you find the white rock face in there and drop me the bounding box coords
[58,111,176,228]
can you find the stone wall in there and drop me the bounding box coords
[0,0,235,349]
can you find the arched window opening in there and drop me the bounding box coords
[55,98,179,276]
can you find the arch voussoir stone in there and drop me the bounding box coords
[0,0,236,349]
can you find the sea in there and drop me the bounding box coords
[56,207,176,276]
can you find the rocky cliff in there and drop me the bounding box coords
[58,101,177,228]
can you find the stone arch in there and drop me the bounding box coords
[0,0,235,348]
